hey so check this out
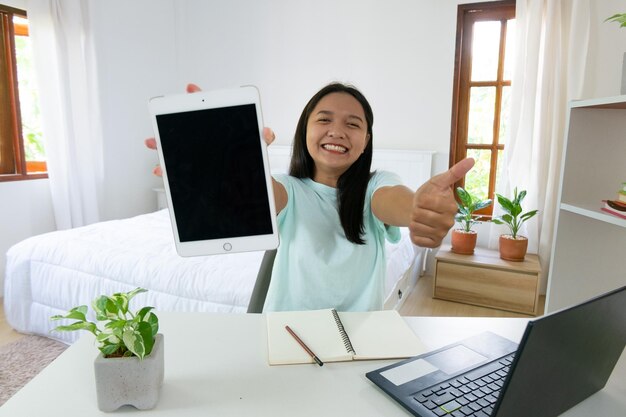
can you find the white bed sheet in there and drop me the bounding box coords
[5,209,423,344]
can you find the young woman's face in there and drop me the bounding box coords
[305,92,370,186]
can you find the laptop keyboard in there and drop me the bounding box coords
[412,354,514,417]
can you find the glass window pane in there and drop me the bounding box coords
[471,21,501,81]
[503,19,516,81]
[464,149,491,203]
[499,86,511,144]
[14,18,46,167]
[467,87,495,145]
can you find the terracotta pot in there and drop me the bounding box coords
[451,229,477,255]
[499,235,528,261]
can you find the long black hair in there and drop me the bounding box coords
[289,83,374,244]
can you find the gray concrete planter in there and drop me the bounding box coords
[93,333,164,412]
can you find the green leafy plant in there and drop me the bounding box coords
[491,187,538,239]
[454,187,492,232]
[605,13,626,28]
[51,288,159,359]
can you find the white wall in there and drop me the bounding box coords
[2,0,625,294]
[582,0,626,99]
[171,0,462,173]
[0,179,56,293]
[92,0,179,221]
[95,0,468,220]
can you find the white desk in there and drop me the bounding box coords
[1,313,624,416]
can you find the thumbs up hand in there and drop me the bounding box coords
[409,158,475,248]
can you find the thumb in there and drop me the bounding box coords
[186,83,202,93]
[429,158,475,190]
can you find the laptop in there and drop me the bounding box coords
[366,285,626,417]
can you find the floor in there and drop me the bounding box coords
[0,299,25,348]
[0,276,545,348]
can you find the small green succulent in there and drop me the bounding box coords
[491,187,538,239]
[454,187,492,232]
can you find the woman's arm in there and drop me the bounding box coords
[372,158,475,248]
[272,177,288,214]
[371,185,414,227]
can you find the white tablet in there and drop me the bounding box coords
[148,86,279,256]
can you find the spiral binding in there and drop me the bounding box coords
[331,308,356,355]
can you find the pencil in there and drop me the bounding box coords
[285,325,324,366]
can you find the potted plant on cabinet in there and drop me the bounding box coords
[491,187,538,261]
[451,187,492,255]
[51,287,163,412]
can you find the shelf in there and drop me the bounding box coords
[560,203,626,228]
[571,95,626,109]
[547,95,626,313]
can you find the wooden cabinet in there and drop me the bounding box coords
[546,96,626,313]
[434,247,541,315]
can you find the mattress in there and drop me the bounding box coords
[4,209,423,344]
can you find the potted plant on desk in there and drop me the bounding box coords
[51,287,163,412]
[491,187,538,261]
[451,187,492,255]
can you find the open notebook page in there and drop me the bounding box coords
[266,309,427,365]
[338,310,427,360]
[267,309,353,365]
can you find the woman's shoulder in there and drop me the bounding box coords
[273,173,291,183]
[368,170,403,189]
[274,174,311,194]
[274,173,305,185]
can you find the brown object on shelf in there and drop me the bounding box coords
[606,200,626,212]
[434,246,541,315]
[498,235,529,261]
[451,229,477,255]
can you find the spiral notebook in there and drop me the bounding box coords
[266,309,427,365]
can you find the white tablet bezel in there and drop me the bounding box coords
[148,86,279,256]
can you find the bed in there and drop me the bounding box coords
[4,146,435,344]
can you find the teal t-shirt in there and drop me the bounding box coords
[262,171,403,312]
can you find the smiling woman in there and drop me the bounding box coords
[263,82,473,313]
[305,92,371,188]
[0,4,46,181]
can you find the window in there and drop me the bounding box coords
[0,4,46,182]
[449,1,515,215]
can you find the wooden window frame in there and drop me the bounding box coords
[0,4,47,182]
[449,0,515,216]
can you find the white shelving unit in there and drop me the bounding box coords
[546,96,626,313]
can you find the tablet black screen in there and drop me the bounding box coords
[156,104,273,242]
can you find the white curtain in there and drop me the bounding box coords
[27,0,104,229]
[489,0,590,292]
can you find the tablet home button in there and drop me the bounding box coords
[223,243,232,251]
